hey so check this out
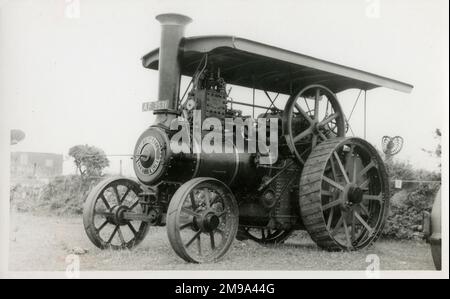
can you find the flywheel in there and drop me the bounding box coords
[299,137,389,251]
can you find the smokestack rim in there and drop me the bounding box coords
[155,13,192,26]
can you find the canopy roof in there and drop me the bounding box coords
[142,35,413,95]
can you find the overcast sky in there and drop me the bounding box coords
[1,0,447,175]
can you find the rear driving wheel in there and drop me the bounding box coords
[299,137,389,251]
[167,178,239,263]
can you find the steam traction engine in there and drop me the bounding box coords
[83,14,413,263]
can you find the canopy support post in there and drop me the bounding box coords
[252,76,255,118]
[364,90,367,139]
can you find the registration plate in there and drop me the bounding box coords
[142,100,169,112]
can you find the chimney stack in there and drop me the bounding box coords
[154,13,192,121]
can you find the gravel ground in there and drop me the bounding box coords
[8,212,436,271]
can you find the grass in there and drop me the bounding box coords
[9,212,436,271]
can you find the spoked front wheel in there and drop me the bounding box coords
[167,178,239,263]
[83,177,150,250]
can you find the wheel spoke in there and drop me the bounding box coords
[359,179,370,189]
[128,199,140,210]
[113,186,121,205]
[322,198,343,210]
[180,222,193,230]
[321,189,334,197]
[117,226,125,245]
[351,211,356,242]
[120,187,131,204]
[181,207,200,217]
[97,220,109,232]
[318,130,328,141]
[354,211,374,234]
[210,232,216,250]
[358,161,376,178]
[329,156,338,180]
[326,207,334,230]
[348,145,357,183]
[127,222,137,236]
[100,194,111,210]
[95,210,113,218]
[197,235,202,256]
[294,103,314,124]
[107,226,119,244]
[323,176,345,191]
[363,194,383,202]
[359,204,370,216]
[314,88,320,121]
[189,192,197,210]
[342,217,352,249]
[331,215,343,235]
[303,96,311,112]
[185,230,202,248]
[318,113,339,127]
[293,126,313,143]
[333,152,350,184]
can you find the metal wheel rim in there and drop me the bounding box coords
[300,138,389,251]
[83,177,149,250]
[283,84,346,164]
[167,178,239,263]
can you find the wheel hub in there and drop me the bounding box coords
[345,184,364,204]
[194,211,220,232]
[110,205,130,225]
[311,120,320,134]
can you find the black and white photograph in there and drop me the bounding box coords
[0,0,448,282]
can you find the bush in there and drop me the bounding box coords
[39,175,103,215]
[10,182,46,213]
[382,159,441,240]
[11,175,104,215]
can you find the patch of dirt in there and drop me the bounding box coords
[9,212,436,271]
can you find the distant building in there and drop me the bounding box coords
[10,152,63,179]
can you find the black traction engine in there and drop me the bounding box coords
[83,13,398,263]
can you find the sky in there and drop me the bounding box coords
[0,0,447,176]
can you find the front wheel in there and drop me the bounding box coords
[83,177,150,250]
[166,178,239,263]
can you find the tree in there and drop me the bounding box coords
[68,145,110,178]
[10,129,25,145]
[422,128,441,169]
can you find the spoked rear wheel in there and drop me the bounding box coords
[237,227,293,244]
[83,177,150,250]
[167,178,239,263]
[299,137,389,251]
